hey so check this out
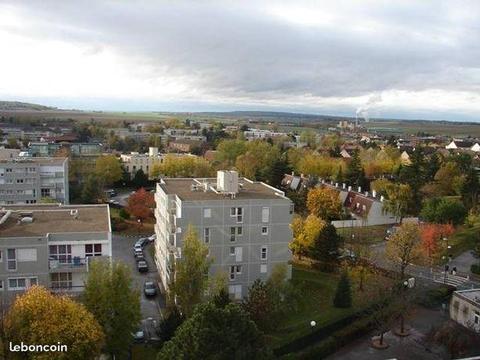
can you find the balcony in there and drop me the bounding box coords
[48,257,88,273]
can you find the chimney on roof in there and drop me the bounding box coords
[348,186,352,191]
[372,190,377,198]
[335,183,338,187]
[365,191,369,196]
[342,183,346,189]
[380,195,385,202]
[358,186,362,193]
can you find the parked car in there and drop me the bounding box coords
[133,243,143,255]
[105,189,117,197]
[132,329,145,343]
[137,260,149,273]
[136,238,148,248]
[144,281,157,297]
[135,251,145,261]
[337,249,356,261]
[148,234,156,243]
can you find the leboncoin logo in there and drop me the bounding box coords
[9,342,68,353]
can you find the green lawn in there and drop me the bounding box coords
[267,264,383,348]
[440,224,480,263]
[131,344,160,360]
[339,224,390,244]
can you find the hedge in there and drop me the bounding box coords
[471,264,480,275]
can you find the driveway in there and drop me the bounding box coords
[112,233,165,323]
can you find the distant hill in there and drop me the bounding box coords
[0,101,56,111]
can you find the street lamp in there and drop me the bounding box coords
[310,320,316,332]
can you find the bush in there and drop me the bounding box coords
[333,272,352,308]
[471,264,480,275]
[119,208,130,219]
[417,286,454,308]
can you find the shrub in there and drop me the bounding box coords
[333,272,352,308]
[417,286,454,308]
[471,264,480,275]
[119,208,130,219]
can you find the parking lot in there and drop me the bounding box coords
[112,233,165,338]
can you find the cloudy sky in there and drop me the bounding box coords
[1,0,480,121]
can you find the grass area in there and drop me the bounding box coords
[339,224,390,244]
[268,264,388,348]
[110,207,155,235]
[440,224,479,263]
[131,344,160,360]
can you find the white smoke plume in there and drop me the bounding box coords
[356,93,382,122]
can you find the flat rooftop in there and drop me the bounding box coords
[158,177,288,201]
[455,289,480,305]
[0,204,110,237]
[0,157,67,165]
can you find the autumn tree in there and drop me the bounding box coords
[306,187,342,221]
[289,214,326,258]
[420,223,455,265]
[172,225,212,317]
[126,187,155,221]
[5,286,104,360]
[215,139,247,165]
[83,260,141,359]
[383,183,412,222]
[151,154,213,178]
[385,223,423,278]
[94,155,123,186]
[158,303,271,360]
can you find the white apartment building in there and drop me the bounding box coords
[0,204,112,302]
[0,157,69,205]
[154,170,294,300]
[120,147,164,179]
[450,289,480,332]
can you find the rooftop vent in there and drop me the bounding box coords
[217,170,239,194]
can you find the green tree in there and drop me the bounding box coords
[420,197,467,225]
[309,223,341,264]
[83,260,141,359]
[345,150,367,189]
[333,272,352,308]
[5,286,104,360]
[94,155,123,186]
[215,139,247,165]
[383,183,412,222]
[157,305,185,343]
[81,174,103,203]
[132,169,149,188]
[172,225,212,317]
[461,168,480,209]
[398,148,426,214]
[158,303,271,360]
[242,279,277,331]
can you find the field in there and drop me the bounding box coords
[339,224,390,245]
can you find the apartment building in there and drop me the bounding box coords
[0,157,69,205]
[120,147,164,179]
[154,170,294,300]
[0,204,112,302]
[450,289,480,332]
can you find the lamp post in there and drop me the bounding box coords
[310,320,316,333]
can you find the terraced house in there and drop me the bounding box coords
[154,170,294,300]
[0,204,112,302]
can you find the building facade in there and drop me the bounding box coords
[450,289,480,332]
[0,157,69,205]
[154,170,294,300]
[0,204,112,302]
[120,147,164,179]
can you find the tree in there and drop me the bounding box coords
[429,321,477,359]
[289,214,326,258]
[215,139,247,165]
[158,303,271,360]
[420,197,467,225]
[309,223,341,264]
[345,149,367,189]
[398,148,426,214]
[385,223,423,279]
[94,155,123,186]
[306,187,342,221]
[242,279,279,331]
[157,305,185,343]
[333,272,352,308]
[132,168,149,188]
[431,162,462,196]
[83,260,141,359]
[126,188,155,221]
[81,174,103,203]
[6,137,19,149]
[5,286,104,360]
[151,154,213,178]
[172,225,212,317]
[383,183,412,222]
[461,168,480,209]
[420,223,455,265]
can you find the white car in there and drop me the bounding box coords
[148,234,156,242]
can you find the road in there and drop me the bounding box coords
[112,233,165,339]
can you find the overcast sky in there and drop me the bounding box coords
[1,0,480,121]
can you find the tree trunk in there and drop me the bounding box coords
[400,314,405,333]
[380,332,384,345]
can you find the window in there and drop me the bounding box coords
[236,265,242,274]
[41,188,51,197]
[49,245,71,264]
[16,179,24,183]
[51,273,72,289]
[229,266,236,280]
[230,227,236,242]
[260,264,267,273]
[230,227,242,242]
[85,244,102,257]
[289,204,294,214]
[7,277,35,290]
[262,207,270,223]
[262,226,268,235]
[230,246,235,256]
[7,249,16,271]
[230,207,243,223]
[0,250,2,262]
[0,280,3,291]
[203,208,211,218]
[261,246,268,260]
[237,226,243,236]
[17,248,37,262]
[475,311,480,325]
[204,228,210,243]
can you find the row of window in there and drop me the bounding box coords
[0,277,38,291]
[229,262,268,280]
[229,246,268,259]
[2,167,36,173]
[203,226,268,243]
[203,207,271,223]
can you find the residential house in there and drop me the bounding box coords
[450,289,480,332]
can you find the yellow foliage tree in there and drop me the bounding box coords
[306,187,342,221]
[94,155,123,186]
[5,286,104,360]
[151,155,213,178]
[289,214,326,258]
